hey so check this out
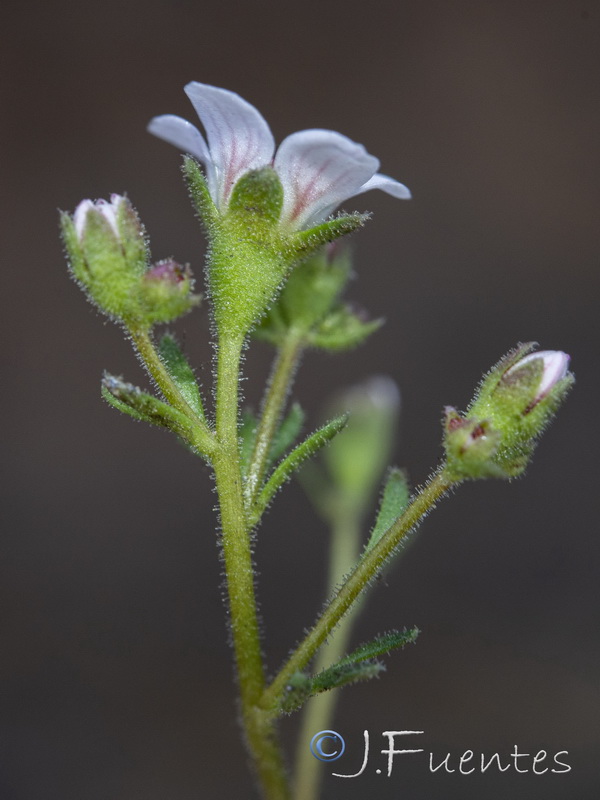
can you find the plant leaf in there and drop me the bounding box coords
[279,662,384,713]
[102,373,194,439]
[365,468,410,554]
[335,628,420,669]
[250,414,348,525]
[158,333,205,420]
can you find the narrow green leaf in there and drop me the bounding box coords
[311,660,385,695]
[239,409,258,478]
[102,373,193,439]
[101,383,152,424]
[279,662,384,713]
[278,671,313,714]
[365,468,410,554]
[250,414,348,524]
[158,333,205,420]
[335,629,420,669]
[268,402,305,468]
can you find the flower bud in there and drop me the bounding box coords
[139,259,200,324]
[503,350,570,407]
[61,194,148,321]
[444,344,574,480]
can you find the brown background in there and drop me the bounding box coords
[1,0,599,797]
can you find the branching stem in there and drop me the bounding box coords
[244,331,304,509]
[262,469,456,712]
[128,324,215,456]
[213,333,290,800]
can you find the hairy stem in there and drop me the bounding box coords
[262,469,456,712]
[244,332,304,508]
[213,333,290,799]
[128,325,215,455]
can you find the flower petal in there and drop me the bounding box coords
[73,199,95,239]
[184,82,275,207]
[354,173,412,200]
[147,114,217,196]
[274,129,380,229]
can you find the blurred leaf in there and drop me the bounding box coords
[158,333,205,420]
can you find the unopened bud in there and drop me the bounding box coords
[444,344,574,480]
[503,350,570,408]
[139,259,199,324]
[61,194,148,321]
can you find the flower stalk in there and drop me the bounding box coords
[261,469,455,715]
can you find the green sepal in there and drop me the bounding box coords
[443,410,507,480]
[101,373,196,443]
[60,211,89,285]
[250,415,348,524]
[308,304,383,351]
[183,156,218,230]
[116,197,148,274]
[365,468,410,554]
[157,333,206,420]
[139,263,201,326]
[289,213,369,260]
[268,402,305,467]
[228,167,284,225]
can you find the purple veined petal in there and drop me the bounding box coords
[353,173,412,200]
[184,83,275,207]
[274,129,380,229]
[147,115,218,198]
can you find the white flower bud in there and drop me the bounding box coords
[506,350,570,405]
[73,194,125,240]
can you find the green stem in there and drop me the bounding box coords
[244,332,303,508]
[293,503,363,800]
[213,333,290,800]
[262,469,456,712]
[128,325,215,456]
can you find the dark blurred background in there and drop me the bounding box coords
[1,1,599,798]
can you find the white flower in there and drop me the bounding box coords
[506,350,570,404]
[73,194,125,240]
[148,83,411,229]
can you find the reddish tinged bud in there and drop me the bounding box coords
[144,259,189,284]
[139,259,199,324]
